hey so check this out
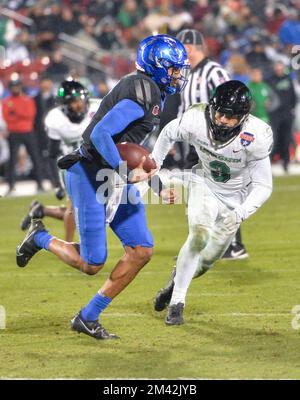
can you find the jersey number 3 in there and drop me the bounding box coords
[209,160,230,183]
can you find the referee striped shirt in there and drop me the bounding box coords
[178,57,230,116]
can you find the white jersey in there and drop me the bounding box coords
[152,103,273,221]
[45,98,101,155]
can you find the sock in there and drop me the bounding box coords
[34,230,53,250]
[170,235,202,305]
[81,292,112,321]
[235,227,242,246]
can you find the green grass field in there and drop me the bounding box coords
[0,176,300,379]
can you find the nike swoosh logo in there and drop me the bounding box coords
[231,249,245,257]
[16,248,24,257]
[79,319,98,335]
[233,149,242,153]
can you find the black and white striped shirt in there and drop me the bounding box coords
[178,57,230,116]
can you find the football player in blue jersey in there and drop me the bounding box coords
[16,35,190,340]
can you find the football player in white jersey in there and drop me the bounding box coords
[20,79,100,241]
[152,80,273,325]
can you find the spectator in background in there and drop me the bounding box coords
[46,49,70,82]
[2,78,44,195]
[268,62,297,172]
[95,16,123,51]
[265,5,287,35]
[0,15,18,47]
[117,0,145,47]
[29,4,61,52]
[247,67,274,124]
[5,29,30,64]
[279,9,300,46]
[0,103,9,180]
[94,78,109,99]
[117,0,144,29]
[33,75,56,182]
[59,7,81,36]
[246,38,273,79]
[226,53,249,84]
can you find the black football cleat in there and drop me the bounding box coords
[222,243,249,260]
[71,312,119,340]
[20,200,44,231]
[154,268,176,312]
[165,302,185,325]
[16,219,45,267]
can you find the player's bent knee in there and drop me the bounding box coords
[83,264,104,275]
[189,225,209,253]
[130,246,153,266]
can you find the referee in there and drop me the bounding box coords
[176,29,248,260]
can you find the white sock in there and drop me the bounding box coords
[170,235,202,305]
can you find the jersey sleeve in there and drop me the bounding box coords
[45,109,63,140]
[246,124,274,162]
[151,109,193,167]
[234,157,273,221]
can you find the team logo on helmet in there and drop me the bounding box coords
[240,132,255,146]
[152,104,160,116]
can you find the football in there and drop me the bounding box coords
[116,142,157,172]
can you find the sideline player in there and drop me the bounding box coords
[20,79,100,242]
[152,80,273,324]
[16,35,190,339]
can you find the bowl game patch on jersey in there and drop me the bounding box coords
[152,104,160,116]
[240,132,255,147]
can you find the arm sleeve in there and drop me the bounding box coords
[234,157,273,221]
[151,113,190,168]
[90,98,145,168]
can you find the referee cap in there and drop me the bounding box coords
[176,29,204,45]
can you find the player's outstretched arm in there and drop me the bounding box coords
[128,156,158,183]
[151,114,190,168]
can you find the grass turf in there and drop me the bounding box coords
[0,176,300,379]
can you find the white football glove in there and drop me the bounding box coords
[221,210,242,234]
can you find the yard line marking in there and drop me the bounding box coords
[0,269,298,278]
[274,185,300,192]
[8,312,291,318]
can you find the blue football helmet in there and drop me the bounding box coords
[136,34,190,95]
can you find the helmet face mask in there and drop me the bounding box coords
[57,80,89,123]
[208,107,247,143]
[208,80,252,143]
[136,34,190,95]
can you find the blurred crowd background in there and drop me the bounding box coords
[1,0,300,191]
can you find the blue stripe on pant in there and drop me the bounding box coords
[65,161,153,266]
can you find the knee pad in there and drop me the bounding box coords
[189,225,210,253]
